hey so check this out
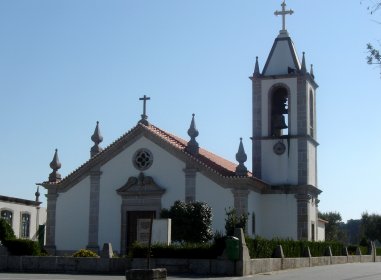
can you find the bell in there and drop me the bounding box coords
[272,114,288,130]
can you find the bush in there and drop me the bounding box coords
[72,249,99,258]
[245,236,345,258]
[0,219,15,244]
[224,208,248,236]
[160,201,213,243]
[4,239,41,256]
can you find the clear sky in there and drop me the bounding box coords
[0,0,380,222]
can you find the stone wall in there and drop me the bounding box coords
[0,256,129,274]
[0,254,380,276]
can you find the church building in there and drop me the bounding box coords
[38,1,324,255]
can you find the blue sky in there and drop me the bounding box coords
[0,0,380,222]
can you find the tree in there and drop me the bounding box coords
[346,219,362,245]
[361,212,381,241]
[160,200,213,243]
[362,1,381,75]
[224,208,248,236]
[319,211,347,242]
[0,218,15,245]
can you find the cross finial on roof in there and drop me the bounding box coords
[139,95,151,126]
[274,1,294,32]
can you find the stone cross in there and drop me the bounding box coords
[274,1,294,31]
[139,95,151,121]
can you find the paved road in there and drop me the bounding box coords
[1,263,381,280]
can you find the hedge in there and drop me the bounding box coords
[245,236,345,258]
[5,239,41,256]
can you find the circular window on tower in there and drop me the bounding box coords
[133,149,153,171]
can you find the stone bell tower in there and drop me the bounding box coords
[250,1,322,241]
[250,1,319,189]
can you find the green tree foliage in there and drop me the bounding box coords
[160,200,213,243]
[0,218,16,244]
[5,239,41,256]
[346,219,362,245]
[319,212,347,242]
[361,212,381,241]
[362,1,381,75]
[224,208,248,236]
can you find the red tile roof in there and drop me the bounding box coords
[40,122,253,186]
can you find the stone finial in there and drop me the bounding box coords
[35,186,40,202]
[310,64,315,79]
[49,149,62,182]
[253,56,260,76]
[300,52,307,74]
[235,138,248,176]
[186,114,199,155]
[90,121,103,157]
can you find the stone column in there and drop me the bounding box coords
[87,169,102,252]
[45,190,58,254]
[184,168,197,203]
[295,193,311,240]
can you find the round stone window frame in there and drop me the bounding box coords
[133,148,154,171]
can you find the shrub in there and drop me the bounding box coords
[224,208,248,236]
[160,201,213,243]
[245,236,345,258]
[72,249,99,258]
[0,218,15,244]
[5,239,41,256]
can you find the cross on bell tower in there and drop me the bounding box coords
[274,1,294,33]
[139,95,151,126]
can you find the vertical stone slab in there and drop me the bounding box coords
[87,169,102,252]
[233,228,251,276]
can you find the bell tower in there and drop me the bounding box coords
[250,1,319,189]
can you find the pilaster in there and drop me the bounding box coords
[184,167,197,203]
[87,169,102,252]
[45,190,58,254]
[251,76,262,179]
[295,193,311,240]
[232,189,250,218]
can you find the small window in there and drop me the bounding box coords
[1,210,13,227]
[21,213,30,238]
[311,223,315,241]
[133,149,153,171]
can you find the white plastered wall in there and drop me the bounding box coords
[247,191,262,237]
[55,177,90,250]
[259,194,297,240]
[261,139,299,185]
[195,174,234,233]
[98,136,186,252]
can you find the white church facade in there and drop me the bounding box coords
[38,1,325,255]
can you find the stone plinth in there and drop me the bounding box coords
[126,268,167,280]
